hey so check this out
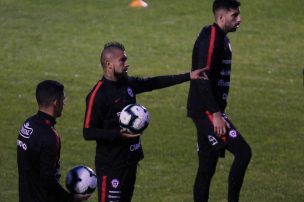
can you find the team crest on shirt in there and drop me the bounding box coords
[127,87,134,97]
[229,130,238,138]
[111,179,120,188]
[19,122,33,138]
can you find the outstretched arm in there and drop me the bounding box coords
[130,68,207,94]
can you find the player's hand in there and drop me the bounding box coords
[73,193,91,202]
[212,112,230,137]
[120,129,142,139]
[190,67,209,80]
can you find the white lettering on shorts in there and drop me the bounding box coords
[208,135,218,146]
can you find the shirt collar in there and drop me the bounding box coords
[102,76,129,85]
[37,111,56,126]
[213,23,227,36]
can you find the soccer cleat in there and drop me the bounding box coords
[129,0,148,8]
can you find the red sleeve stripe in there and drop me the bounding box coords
[206,26,216,70]
[84,81,103,128]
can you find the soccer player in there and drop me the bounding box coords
[187,0,252,202]
[17,80,89,202]
[83,42,206,202]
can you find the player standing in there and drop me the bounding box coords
[83,42,206,202]
[17,80,89,202]
[187,0,252,201]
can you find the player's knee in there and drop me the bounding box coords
[238,144,252,165]
[244,144,252,162]
[198,165,216,179]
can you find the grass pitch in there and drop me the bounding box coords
[0,0,303,201]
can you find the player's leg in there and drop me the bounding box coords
[192,117,221,202]
[96,171,105,202]
[96,166,110,202]
[119,163,138,202]
[96,163,138,202]
[194,154,218,202]
[224,117,252,202]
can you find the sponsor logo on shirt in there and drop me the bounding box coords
[218,80,230,87]
[19,122,33,138]
[114,97,121,103]
[222,60,231,65]
[220,69,231,75]
[130,142,141,151]
[17,139,27,150]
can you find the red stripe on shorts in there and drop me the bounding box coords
[101,176,107,202]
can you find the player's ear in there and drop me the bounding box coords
[52,99,58,108]
[106,59,113,70]
[216,9,225,23]
[218,12,224,22]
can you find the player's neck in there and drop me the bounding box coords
[104,74,117,82]
[215,22,228,33]
[38,108,56,119]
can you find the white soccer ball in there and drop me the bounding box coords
[65,165,97,195]
[119,104,150,133]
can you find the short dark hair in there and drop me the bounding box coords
[213,0,241,14]
[100,42,125,67]
[36,80,64,107]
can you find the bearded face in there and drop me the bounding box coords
[223,7,241,33]
[114,68,128,82]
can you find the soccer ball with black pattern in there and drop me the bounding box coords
[119,104,150,133]
[65,165,97,195]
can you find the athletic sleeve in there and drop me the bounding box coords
[129,73,190,94]
[192,26,220,114]
[40,131,73,202]
[83,83,121,141]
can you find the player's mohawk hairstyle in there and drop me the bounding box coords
[100,42,126,68]
[103,41,125,51]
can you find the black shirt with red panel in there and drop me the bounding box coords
[17,111,73,202]
[187,23,232,117]
[83,73,190,169]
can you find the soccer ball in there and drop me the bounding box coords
[65,165,97,195]
[119,104,150,133]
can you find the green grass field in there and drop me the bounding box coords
[1,0,303,201]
